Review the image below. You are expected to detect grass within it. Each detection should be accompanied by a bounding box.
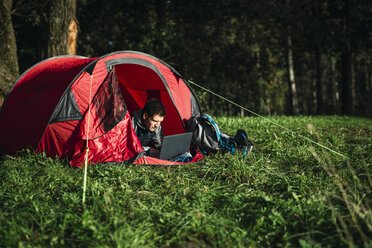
[0,116,371,247]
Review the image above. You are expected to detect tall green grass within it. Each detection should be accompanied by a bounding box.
[0,116,371,247]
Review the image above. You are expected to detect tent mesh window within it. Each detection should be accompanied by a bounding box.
[93,67,127,133]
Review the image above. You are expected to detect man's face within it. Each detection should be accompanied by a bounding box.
[143,113,164,131]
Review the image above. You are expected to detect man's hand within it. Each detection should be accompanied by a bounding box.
[149,148,160,158]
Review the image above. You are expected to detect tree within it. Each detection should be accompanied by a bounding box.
[286,25,299,115]
[311,0,324,114]
[12,0,78,71]
[10,0,371,116]
[340,0,353,115]
[282,0,299,115]
[47,0,78,57]
[0,0,19,103]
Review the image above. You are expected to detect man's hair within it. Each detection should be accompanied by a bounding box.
[142,98,166,117]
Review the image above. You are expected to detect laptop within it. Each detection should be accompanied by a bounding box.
[159,132,193,160]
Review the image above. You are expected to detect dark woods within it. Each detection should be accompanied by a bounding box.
[2,0,372,116]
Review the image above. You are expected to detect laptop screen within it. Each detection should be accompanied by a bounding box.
[159,132,193,160]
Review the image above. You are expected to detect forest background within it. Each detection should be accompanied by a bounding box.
[0,0,371,117]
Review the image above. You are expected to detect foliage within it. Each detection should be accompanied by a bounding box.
[5,0,370,116]
[0,116,371,247]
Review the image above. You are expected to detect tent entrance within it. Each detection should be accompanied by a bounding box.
[114,63,185,136]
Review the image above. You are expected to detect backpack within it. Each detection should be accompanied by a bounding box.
[187,114,254,156]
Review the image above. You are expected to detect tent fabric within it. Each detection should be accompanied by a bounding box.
[80,67,127,140]
[0,56,96,155]
[69,110,144,167]
[0,51,202,166]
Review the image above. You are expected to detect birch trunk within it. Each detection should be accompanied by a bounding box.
[286,27,299,115]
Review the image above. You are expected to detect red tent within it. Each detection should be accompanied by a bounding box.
[0,51,202,166]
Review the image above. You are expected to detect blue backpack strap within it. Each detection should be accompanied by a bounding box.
[202,114,222,143]
[202,114,236,154]
[237,131,248,156]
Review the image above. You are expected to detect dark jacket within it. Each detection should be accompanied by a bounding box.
[131,109,163,149]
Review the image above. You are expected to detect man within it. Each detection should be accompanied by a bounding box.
[131,98,166,157]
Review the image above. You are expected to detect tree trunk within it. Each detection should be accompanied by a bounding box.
[154,0,166,55]
[315,46,323,114]
[0,0,19,101]
[364,56,372,116]
[47,0,78,57]
[351,54,357,114]
[340,0,353,115]
[286,26,299,115]
[328,56,340,114]
[312,0,323,114]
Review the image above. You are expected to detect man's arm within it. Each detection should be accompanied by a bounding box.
[153,124,164,149]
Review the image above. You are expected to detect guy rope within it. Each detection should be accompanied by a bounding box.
[188,80,348,159]
[82,75,94,205]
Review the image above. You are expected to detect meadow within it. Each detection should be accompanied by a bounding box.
[0,116,371,247]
